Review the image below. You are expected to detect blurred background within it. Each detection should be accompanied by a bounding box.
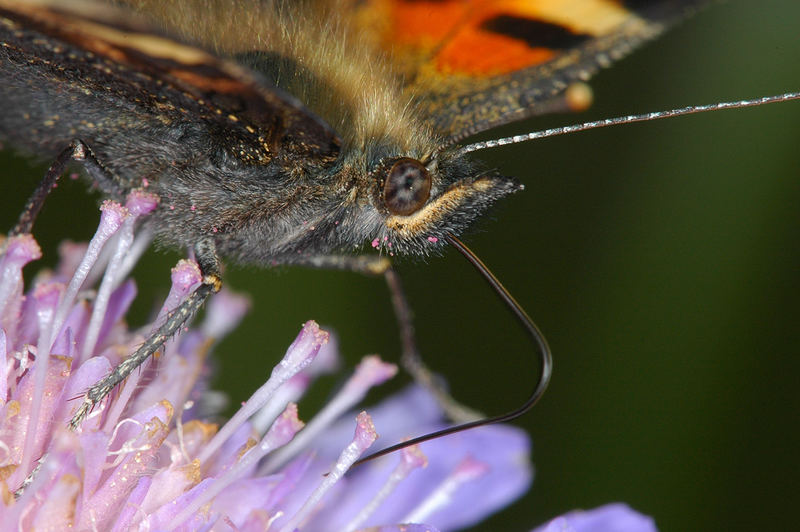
[1,1,798,530]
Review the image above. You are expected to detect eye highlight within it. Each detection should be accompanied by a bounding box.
[382,158,432,216]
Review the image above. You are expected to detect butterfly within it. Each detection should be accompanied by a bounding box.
[0,2,796,528]
[0,0,702,425]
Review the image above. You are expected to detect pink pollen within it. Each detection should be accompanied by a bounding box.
[427,236,439,243]
[401,444,428,470]
[125,190,159,217]
[350,355,398,389]
[99,200,128,231]
[268,403,305,448]
[371,238,380,248]
[354,411,378,448]
[3,234,42,264]
[285,321,329,369]
[170,260,202,292]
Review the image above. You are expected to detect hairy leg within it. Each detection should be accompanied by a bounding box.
[12,140,124,236]
[69,239,222,429]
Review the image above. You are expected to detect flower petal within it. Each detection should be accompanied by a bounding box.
[533,503,658,532]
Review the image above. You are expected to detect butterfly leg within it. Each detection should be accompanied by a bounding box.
[12,140,124,236]
[68,239,222,430]
[295,255,482,423]
[11,141,222,430]
[383,267,483,423]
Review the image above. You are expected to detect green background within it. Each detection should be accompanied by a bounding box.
[1,1,798,530]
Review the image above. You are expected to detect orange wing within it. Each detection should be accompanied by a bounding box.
[351,0,705,139]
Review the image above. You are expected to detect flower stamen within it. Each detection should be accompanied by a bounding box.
[262,355,397,473]
[168,403,304,529]
[278,411,378,532]
[48,200,127,350]
[81,191,158,363]
[344,444,428,532]
[196,321,328,464]
[0,234,41,332]
[402,455,489,525]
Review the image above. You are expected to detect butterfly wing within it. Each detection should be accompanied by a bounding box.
[0,0,340,164]
[349,0,705,140]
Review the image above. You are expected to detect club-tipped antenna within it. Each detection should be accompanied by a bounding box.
[459,92,800,155]
[352,234,552,466]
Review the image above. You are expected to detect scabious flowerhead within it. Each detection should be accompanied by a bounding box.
[0,192,657,531]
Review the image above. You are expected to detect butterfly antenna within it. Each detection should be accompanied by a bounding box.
[352,234,552,466]
[459,91,800,154]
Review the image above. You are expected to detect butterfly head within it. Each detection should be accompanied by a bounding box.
[359,148,522,256]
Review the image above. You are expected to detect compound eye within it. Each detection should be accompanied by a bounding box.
[383,158,432,216]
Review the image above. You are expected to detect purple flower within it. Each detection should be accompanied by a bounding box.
[533,504,658,532]
[0,193,657,531]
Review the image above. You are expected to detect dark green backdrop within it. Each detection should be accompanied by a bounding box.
[1,1,798,530]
